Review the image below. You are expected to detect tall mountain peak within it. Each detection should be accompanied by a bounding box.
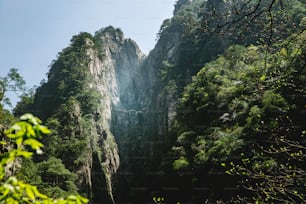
[95,26,124,43]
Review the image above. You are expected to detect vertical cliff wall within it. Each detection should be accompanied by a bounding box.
[29,1,221,202]
[21,0,306,203]
[109,13,189,202]
[82,26,147,203]
[27,2,222,202]
[30,27,147,203]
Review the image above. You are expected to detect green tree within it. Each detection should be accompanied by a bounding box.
[37,157,78,198]
[225,30,306,203]
[0,68,27,108]
[0,113,88,204]
[166,31,306,202]
[14,87,36,117]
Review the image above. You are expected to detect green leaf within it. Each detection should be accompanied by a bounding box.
[38,125,51,134]
[26,124,36,137]
[280,48,288,56]
[0,141,7,145]
[173,157,189,170]
[20,113,41,125]
[24,138,43,150]
[16,138,23,146]
[259,75,266,81]
[26,186,35,201]
[16,150,33,158]
[32,186,48,199]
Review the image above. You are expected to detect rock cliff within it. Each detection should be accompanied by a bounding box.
[30,1,214,203]
[83,26,147,203]
[30,27,147,203]
[15,0,306,203]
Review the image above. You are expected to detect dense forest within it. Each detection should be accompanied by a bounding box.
[1,0,305,203]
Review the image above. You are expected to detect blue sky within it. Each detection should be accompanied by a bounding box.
[0,0,175,108]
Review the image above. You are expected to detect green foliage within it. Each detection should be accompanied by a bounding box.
[0,68,27,107]
[0,114,88,203]
[173,157,189,170]
[205,127,244,163]
[0,68,26,93]
[201,0,306,45]
[17,159,42,190]
[262,90,289,112]
[2,1,304,203]
[33,32,102,120]
[177,131,196,146]
[77,88,101,114]
[226,32,306,203]
[13,87,36,117]
[7,33,106,203]
[156,0,306,104]
[37,157,78,198]
[159,60,174,83]
[167,30,306,202]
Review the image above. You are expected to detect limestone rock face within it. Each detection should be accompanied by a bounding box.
[108,22,185,201]
[31,26,147,203]
[33,22,184,203]
[84,26,146,203]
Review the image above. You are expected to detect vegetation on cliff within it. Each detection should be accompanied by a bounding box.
[149,1,306,203]
[0,111,88,203]
[0,0,305,203]
[4,32,105,200]
[163,31,306,202]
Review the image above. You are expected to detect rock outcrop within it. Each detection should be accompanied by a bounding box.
[31,2,208,203]
[31,27,147,203]
[84,26,147,203]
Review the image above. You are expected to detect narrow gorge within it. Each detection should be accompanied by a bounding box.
[9,0,306,203]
